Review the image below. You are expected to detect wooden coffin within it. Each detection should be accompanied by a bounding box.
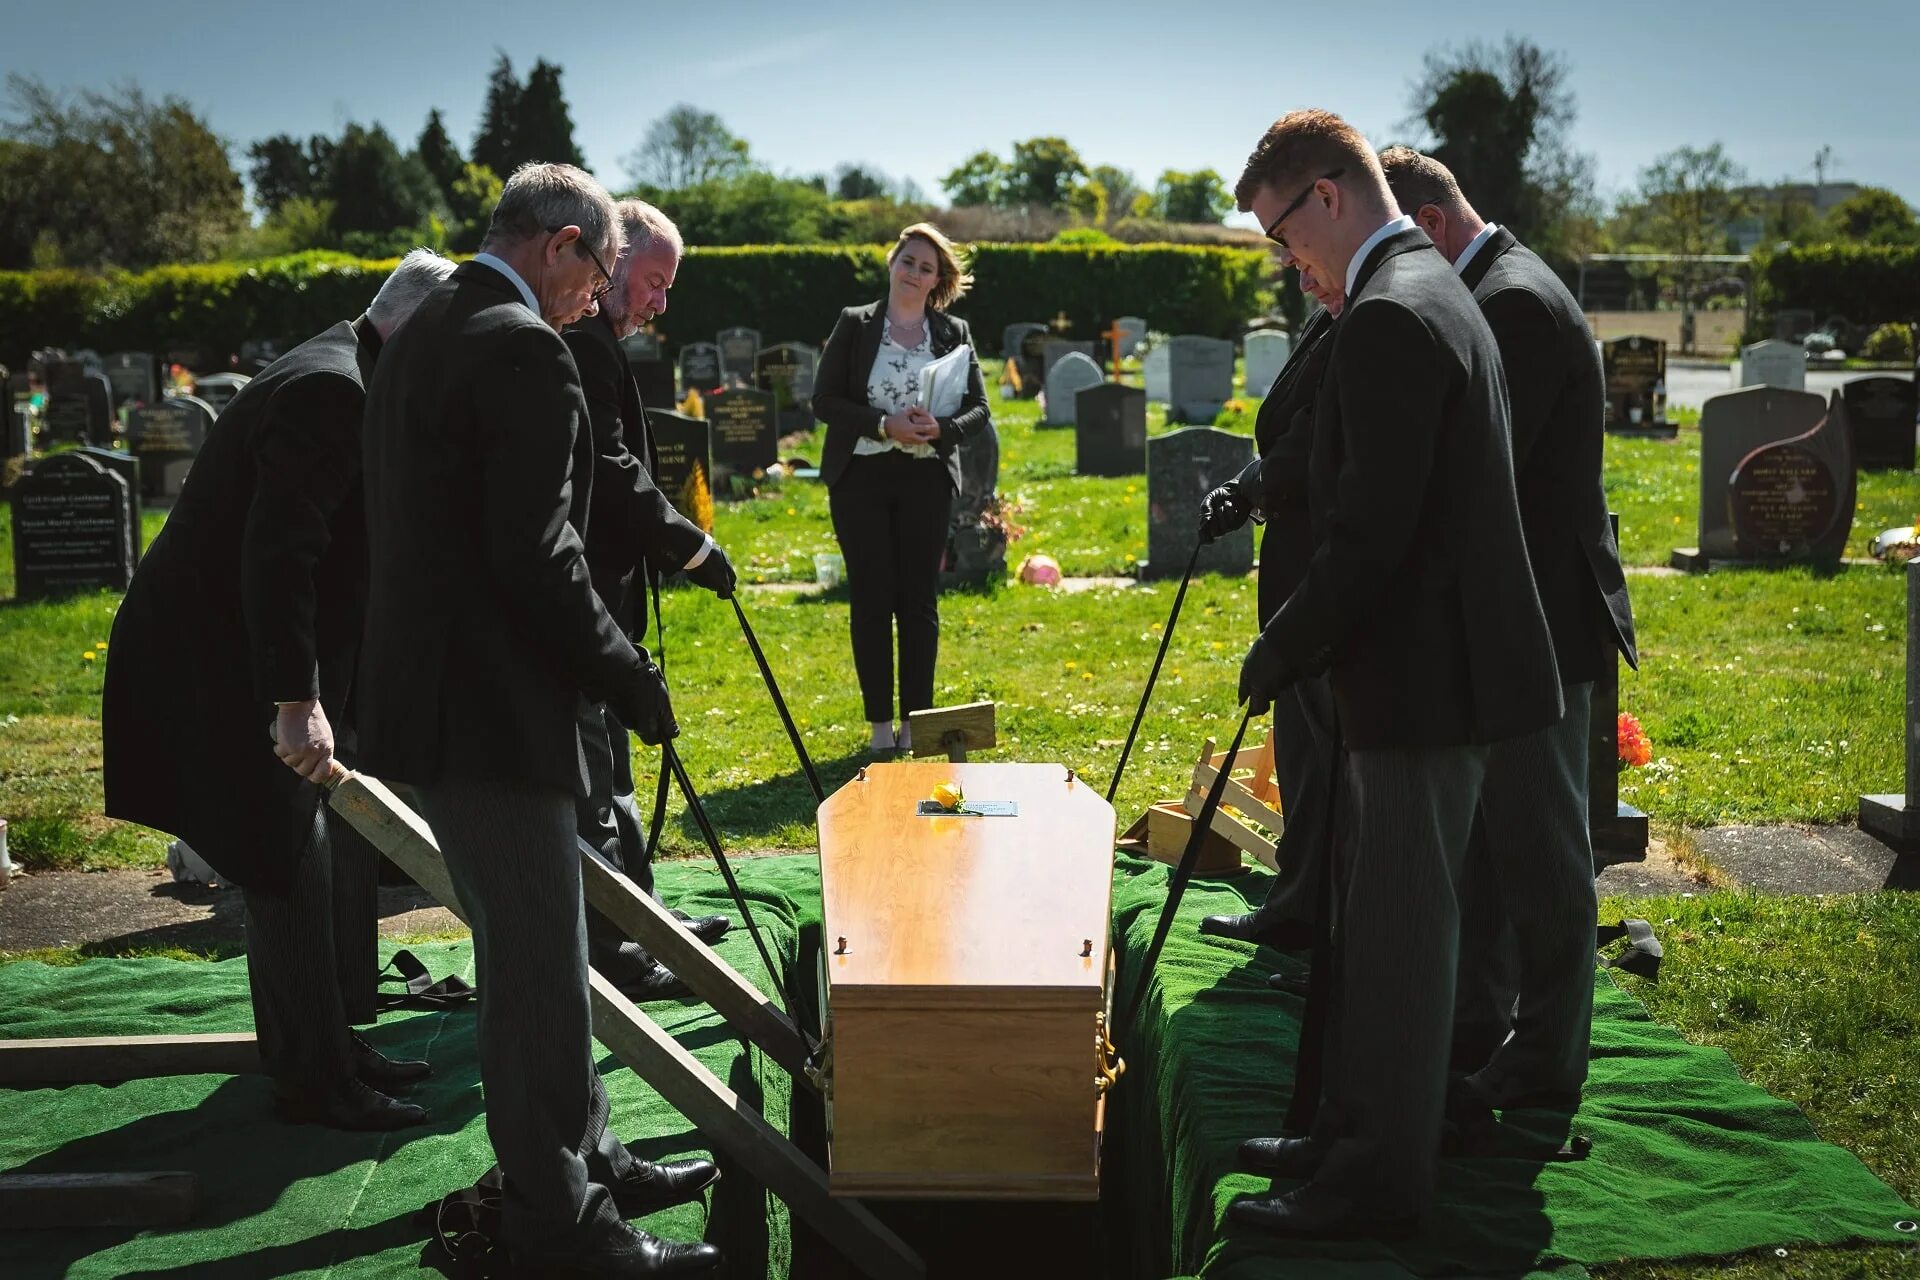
[817,762,1118,1200]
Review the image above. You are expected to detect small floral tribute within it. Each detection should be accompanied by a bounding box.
[1617,713,1652,770]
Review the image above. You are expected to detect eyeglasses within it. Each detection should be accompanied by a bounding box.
[548,226,615,303]
[1264,167,1345,250]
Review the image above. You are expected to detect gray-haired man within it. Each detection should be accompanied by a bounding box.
[356,165,722,1277]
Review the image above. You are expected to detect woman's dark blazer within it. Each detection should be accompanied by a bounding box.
[811,300,989,490]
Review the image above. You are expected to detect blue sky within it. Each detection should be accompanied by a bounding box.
[5,0,1915,224]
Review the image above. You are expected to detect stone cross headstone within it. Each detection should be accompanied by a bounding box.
[1739,339,1807,392]
[1002,322,1047,398]
[1145,427,1255,579]
[1041,339,1095,385]
[645,409,714,533]
[129,397,213,500]
[1076,384,1147,476]
[103,352,158,410]
[1603,335,1672,434]
[1840,375,1918,472]
[1143,345,1170,404]
[717,327,760,389]
[194,373,250,418]
[755,342,819,435]
[1674,385,1851,569]
[10,451,135,600]
[706,386,778,487]
[1243,331,1292,396]
[679,343,722,396]
[1166,335,1234,424]
[1041,352,1103,428]
[621,331,676,410]
[1112,317,1147,360]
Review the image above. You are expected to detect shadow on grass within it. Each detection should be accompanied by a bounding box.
[669,751,869,847]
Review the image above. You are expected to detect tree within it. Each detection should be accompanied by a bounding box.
[644,170,839,245]
[516,60,587,170]
[322,121,440,236]
[1153,168,1232,223]
[471,52,522,179]
[1003,137,1086,210]
[833,163,890,202]
[446,162,503,252]
[1090,165,1143,225]
[624,104,748,191]
[941,150,1005,207]
[248,133,319,215]
[1637,143,1748,352]
[1822,187,1919,246]
[416,108,464,200]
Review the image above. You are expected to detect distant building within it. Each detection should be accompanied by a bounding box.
[1727,181,1870,253]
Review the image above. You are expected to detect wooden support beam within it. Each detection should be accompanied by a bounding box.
[0,1172,196,1229]
[326,772,924,1280]
[0,1033,259,1086]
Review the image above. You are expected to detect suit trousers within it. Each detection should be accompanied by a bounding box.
[1312,743,1487,1210]
[241,787,378,1089]
[1453,682,1598,1099]
[576,700,658,964]
[828,450,953,724]
[413,775,634,1244]
[1251,673,1335,930]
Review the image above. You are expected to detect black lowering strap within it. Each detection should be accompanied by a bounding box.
[1107,535,1204,804]
[731,594,825,804]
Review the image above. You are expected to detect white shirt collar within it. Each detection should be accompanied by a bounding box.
[1344,214,1418,298]
[1454,222,1502,276]
[472,252,541,320]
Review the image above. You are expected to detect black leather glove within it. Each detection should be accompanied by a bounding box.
[1238,634,1294,716]
[630,661,680,745]
[684,542,736,599]
[1199,482,1252,544]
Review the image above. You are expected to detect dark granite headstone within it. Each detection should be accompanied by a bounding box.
[716,327,760,388]
[1674,385,1852,570]
[942,421,1006,590]
[1002,322,1047,360]
[1076,384,1147,476]
[1728,441,1840,559]
[1166,335,1234,425]
[129,397,213,499]
[239,339,284,375]
[621,331,664,362]
[41,394,94,447]
[1011,329,1049,399]
[76,446,142,565]
[1603,335,1672,435]
[11,452,135,600]
[679,343,721,395]
[1145,426,1254,579]
[620,332,675,410]
[103,352,159,409]
[1840,375,1917,471]
[1041,352,1103,428]
[755,342,819,435]
[706,386,778,488]
[193,373,249,418]
[645,409,714,533]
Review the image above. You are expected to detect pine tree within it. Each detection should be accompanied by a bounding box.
[516,59,588,171]
[471,53,521,179]
[417,108,464,200]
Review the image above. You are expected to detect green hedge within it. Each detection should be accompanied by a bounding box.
[1752,243,1920,332]
[0,243,1271,370]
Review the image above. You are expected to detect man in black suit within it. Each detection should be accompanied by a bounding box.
[356,164,720,1277]
[104,250,456,1131]
[1225,110,1563,1238]
[1380,146,1638,1108]
[563,198,735,1000]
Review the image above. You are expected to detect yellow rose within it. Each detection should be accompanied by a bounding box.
[930,782,965,811]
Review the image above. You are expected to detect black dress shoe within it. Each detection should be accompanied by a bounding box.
[1227,1183,1418,1240]
[1238,1134,1326,1179]
[1266,971,1310,996]
[1199,912,1314,949]
[674,912,731,945]
[595,944,694,1002]
[274,1076,429,1131]
[350,1030,431,1088]
[611,1157,721,1218]
[509,1220,722,1277]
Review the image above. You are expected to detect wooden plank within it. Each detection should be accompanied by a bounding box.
[906,701,996,760]
[576,844,820,1090]
[325,773,924,1280]
[0,1172,196,1229]
[0,1033,259,1085]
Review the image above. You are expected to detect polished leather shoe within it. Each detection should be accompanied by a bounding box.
[674,912,731,945]
[1267,971,1310,996]
[611,1157,721,1218]
[596,944,694,1002]
[1227,1183,1417,1240]
[350,1031,431,1088]
[508,1220,722,1277]
[274,1076,428,1131]
[1199,912,1314,950]
[1238,1134,1326,1179]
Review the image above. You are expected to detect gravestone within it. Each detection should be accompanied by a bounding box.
[1772,309,1816,343]
[1739,339,1807,392]
[706,386,778,488]
[129,397,213,500]
[77,446,142,565]
[942,421,1005,590]
[679,343,722,395]
[1589,511,1649,859]
[1860,558,1920,846]
[1003,322,1046,360]
[10,451,136,600]
[194,373,250,418]
[103,352,159,409]
[1041,352,1103,428]
[1840,375,1918,472]
[1041,339,1095,385]
[621,331,676,409]
[1672,385,1851,571]
[1144,427,1255,579]
[40,393,96,447]
[717,327,760,388]
[1076,384,1146,476]
[1603,335,1676,437]
[1244,330,1291,396]
[645,409,714,533]
[1143,345,1170,404]
[238,339,284,375]
[1166,335,1234,424]
[755,342,819,435]
[621,331,663,362]
[1002,322,1047,398]
[1112,316,1147,360]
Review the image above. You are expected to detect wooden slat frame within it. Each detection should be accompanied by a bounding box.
[0,1034,259,1086]
[0,1171,197,1229]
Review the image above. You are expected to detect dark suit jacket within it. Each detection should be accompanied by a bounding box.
[1263,227,1562,750]
[355,260,653,794]
[1460,227,1637,683]
[563,312,707,638]
[103,316,380,890]
[812,300,990,490]
[1245,308,1337,625]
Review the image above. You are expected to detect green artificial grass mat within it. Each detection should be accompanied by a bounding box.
[1105,854,1917,1279]
[0,854,824,1280]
